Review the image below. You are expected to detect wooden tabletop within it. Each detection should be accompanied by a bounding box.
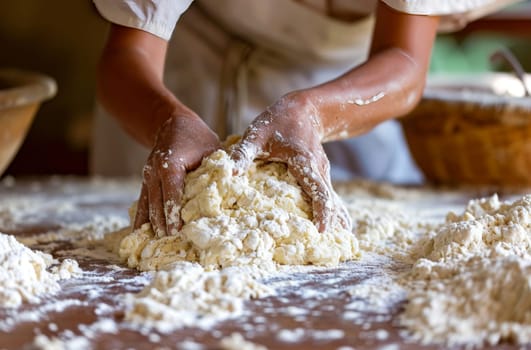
[0,177,525,350]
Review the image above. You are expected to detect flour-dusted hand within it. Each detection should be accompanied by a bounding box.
[230,94,351,233]
[134,114,221,237]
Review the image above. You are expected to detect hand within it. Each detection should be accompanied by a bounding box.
[133,114,221,237]
[230,94,352,233]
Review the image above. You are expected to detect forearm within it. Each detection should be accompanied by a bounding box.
[97,26,196,148]
[291,2,439,143]
[299,47,426,142]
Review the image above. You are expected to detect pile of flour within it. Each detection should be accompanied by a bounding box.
[400,194,531,346]
[124,262,273,332]
[0,232,81,307]
[335,183,531,346]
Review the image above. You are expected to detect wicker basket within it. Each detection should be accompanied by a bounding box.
[400,74,531,186]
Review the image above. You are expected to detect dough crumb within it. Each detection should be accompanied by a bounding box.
[219,332,267,350]
[124,262,273,332]
[33,334,90,350]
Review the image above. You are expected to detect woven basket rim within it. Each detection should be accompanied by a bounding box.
[422,88,531,111]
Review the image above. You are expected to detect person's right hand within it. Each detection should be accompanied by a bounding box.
[133,114,221,237]
[229,94,352,234]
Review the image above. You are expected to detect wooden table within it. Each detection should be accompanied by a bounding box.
[0,177,525,350]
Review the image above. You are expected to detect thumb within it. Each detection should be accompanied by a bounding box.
[229,138,261,175]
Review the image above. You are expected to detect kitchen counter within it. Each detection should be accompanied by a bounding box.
[0,177,527,350]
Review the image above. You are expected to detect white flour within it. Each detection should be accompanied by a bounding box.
[400,194,531,346]
[0,233,81,307]
[33,334,91,350]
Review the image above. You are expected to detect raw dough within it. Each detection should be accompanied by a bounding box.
[119,149,358,271]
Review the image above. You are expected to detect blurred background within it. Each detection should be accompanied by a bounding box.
[0,1,106,176]
[0,1,530,178]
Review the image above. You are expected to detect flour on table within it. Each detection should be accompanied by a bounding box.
[3,174,530,348]
[0,232,81,307]
[335,182,531,347]
[335,180,461,260]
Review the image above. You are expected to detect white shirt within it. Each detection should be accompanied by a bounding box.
[93,0,521,41]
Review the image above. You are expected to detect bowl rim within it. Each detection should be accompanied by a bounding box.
[0,68,57,110]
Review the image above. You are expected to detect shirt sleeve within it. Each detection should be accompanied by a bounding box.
[93,0,194,40]
[381,0,524,31]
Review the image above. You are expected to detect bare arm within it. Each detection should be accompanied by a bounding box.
[97,24,197,147]
[299,2,440,141]
[97,24,220,237]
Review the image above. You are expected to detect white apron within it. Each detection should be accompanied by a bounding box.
[90,0,424,183]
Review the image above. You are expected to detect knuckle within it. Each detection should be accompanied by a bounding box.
[142,165,154,181]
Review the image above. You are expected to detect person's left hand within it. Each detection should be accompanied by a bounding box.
[230,93,352,233]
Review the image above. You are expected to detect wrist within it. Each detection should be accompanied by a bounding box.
[151,105,198,146]
[280,91,325,140]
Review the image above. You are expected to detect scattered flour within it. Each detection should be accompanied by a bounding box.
[276,327,344,342]
[0,197,75,231]
[177,339,205,350]
[276,327,306,342]
[17,214,129,247]
[345,272,406,315]
[0,233,81,307]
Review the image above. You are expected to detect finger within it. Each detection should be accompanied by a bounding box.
[332,192,353,231]
[314,159,352,232]
[316,154,352,232]
[144,166,166,238]
[286,155,332,233]
[160,161,186,235]
[133,182,149,230]
[229,137,261,175]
